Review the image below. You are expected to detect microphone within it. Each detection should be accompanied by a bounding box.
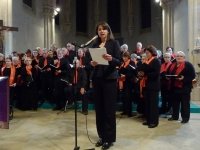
[81,35,98,47]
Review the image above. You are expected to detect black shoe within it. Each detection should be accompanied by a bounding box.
[148,124,158,128]
[120,112,127,115]
[66,102,74,109]
[52,107,61,111]
[95,139,103,147]
[128,114,133,117]
[168,117,178,121]
[142,122,149,125]
[101,142,113,150]
[181,120,188,123]
[82,110,88,115]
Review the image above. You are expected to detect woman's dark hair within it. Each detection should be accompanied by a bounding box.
[20,53,25,58]
[5,57,12,61]
[166,46,173,51]
[26,49,31,54]
[94,22,114,45]
[144,45,157,56]
[122,51,131,59]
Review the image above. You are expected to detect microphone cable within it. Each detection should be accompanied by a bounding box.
[85,112,123,145]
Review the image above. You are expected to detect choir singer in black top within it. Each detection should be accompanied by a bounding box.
[167,51,195,123]
[138,45,161,128]
[90,22,121,150]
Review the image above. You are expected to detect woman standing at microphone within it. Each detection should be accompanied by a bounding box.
[91,22,120,150]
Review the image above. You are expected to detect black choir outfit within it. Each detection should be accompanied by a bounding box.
[67,50,76,63]
[160,61,172,114]
[21,66,38,110]
[143,57,161,127]
[1,66,17,106]
[136,58,148,116]
[53,58,69,109]
[91,39,120,144]
[64,67,88,113]
[64,54,72,65]
[118,59,136,117]
[0,60,5,70]
[38,57,54,103]
[133,49,143,57]
[78,55,91,90]
[14,64,22,109]
[167,61,195,122]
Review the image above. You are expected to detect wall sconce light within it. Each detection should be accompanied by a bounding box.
[155,0,160,2]
[54,7,60,16]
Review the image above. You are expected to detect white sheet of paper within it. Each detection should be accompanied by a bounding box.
[89,47,108,65]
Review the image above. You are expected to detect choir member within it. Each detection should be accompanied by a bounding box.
[12,56,22,109]
[62,47,72,64]
[21,57,38,110]
[36,47,43,58]
[0,53,5,71]
[118,51,136,117]
[20,53,26,68]
[136,54,147,117]
[167,51,195,123]
[133,42,143,57]
[120,44,128,59]
[26,49,32,58]
[53,48,69,110]
[160,53,172,114]
[64,59,88,114]
[48,50,54,59]
[1,57,17,106]
[131,53,138,66]
[138,45,161,128]
[38,48,54,104]
[77,48,91,90]
[50,44,57,60]
[66,43,76,61]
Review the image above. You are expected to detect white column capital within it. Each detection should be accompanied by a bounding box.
[43,6,55,17]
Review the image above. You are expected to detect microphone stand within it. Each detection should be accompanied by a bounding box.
[71,42,95,150]
[71,41,80,150]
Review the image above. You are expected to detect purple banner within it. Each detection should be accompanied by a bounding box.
[0,77,9,129]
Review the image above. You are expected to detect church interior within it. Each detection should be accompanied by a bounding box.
[0,0,200,150]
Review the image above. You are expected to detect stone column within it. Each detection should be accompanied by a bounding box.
[43,0,56,49]
[160,0,174,51]
[65,0,71,34]
[94,0,100,26]
[127,0,134,37]
[188,0,200,101]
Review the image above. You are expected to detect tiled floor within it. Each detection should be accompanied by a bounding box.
[0,104,200,150]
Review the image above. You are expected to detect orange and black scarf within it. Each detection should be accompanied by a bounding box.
[55,60,60,75]
[26,65,32,75]
[160,61,172,73]
[73,69,78,84]
[136,49,142,54]
[140,56,156,97]
[169,61,185,88]
[1,65,16,85]
[79,57,83,66]
[118,59,131,89]
[44,58,47,66]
